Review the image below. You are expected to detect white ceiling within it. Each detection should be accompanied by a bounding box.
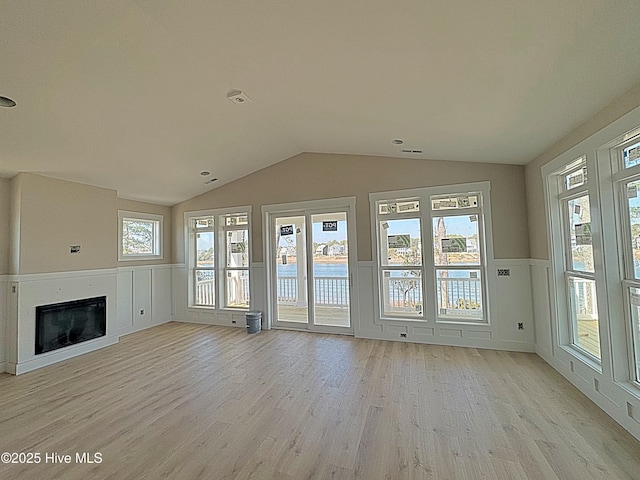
[1,1,639,206]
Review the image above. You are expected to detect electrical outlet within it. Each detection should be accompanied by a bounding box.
[518,322,524,330]
[232,320,237,324]
[400,333,407,338]
[140,309,145,315]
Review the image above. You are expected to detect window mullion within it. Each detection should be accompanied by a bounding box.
[422,199,436,321]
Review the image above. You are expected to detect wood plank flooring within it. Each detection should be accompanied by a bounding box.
[1,322,639,480]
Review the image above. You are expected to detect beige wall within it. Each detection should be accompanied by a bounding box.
[0,178,10,274]
[172,153,529,263]
[526,82,640,260]
[8,175,21,274]
[12,173,118,274]
[116,198,172,267]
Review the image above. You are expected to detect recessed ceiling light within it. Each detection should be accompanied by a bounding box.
[0,96,16,108]
[392,139,404,145]
[200,171,211,176]
[227,90,251,105]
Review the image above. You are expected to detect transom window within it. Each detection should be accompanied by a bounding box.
[186,207,251,310]
[370,183,492,324]
[118,211,163,261]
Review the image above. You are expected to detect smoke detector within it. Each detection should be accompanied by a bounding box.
[227,90,251,105]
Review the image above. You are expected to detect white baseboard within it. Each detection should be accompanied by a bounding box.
[12,335,119,376]
[356,329,535,353]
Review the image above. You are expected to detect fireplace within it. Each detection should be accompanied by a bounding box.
[35,296,107,355]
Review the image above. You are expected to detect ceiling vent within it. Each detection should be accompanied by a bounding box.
[204,177,218,185]
[401,149,423,154]
[227,90,251,105]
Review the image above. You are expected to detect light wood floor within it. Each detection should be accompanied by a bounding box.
[1,323,639,480]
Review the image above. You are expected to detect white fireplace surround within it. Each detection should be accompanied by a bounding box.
[5,269,118,375]
[1,264,174,375]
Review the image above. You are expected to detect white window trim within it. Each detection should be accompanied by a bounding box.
[606,134,640,388]
[118,210,163,261]
[184,206,252,311]
[547,156,603,365]
[369,181,494,326]
[542,105,640,388]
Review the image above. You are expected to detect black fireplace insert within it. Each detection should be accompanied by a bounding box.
[35,296,106,355]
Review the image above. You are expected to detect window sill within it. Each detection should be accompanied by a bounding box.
[188,306,250,312]
[616,380,640,402]
[119,255,163,262]
[378,316,427,324]
[558,344,603,373]
[436,317,488,326]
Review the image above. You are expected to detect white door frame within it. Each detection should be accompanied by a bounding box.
[262,197,358,334]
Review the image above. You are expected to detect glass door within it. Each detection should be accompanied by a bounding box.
[310,212,350,328]
[274,215,308,324]
[267,201,355,334]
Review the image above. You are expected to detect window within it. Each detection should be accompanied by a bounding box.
[542,111,640,430]
[186,208,251,310]
[371,183,492,324]
[613,137,640,383]
[192,215,215,307]
[118,211,163,261]
[377,198,424,317]
[549,156,602,361]
[223,213,250,308]
[431,193,486,321]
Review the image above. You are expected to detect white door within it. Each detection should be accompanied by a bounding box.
[265,198,356,334]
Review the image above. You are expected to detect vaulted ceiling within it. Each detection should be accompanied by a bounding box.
[1,1,639,205]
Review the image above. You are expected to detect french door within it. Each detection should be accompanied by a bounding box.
[264,198,356,334]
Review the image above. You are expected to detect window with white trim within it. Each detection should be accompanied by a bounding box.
[431,193,486,321]
[186,208,251,309]
[371,183,492,324]
[377,198,424,318]
[612,136,640,383]
[118,211,163,261]
[548,156,602,362]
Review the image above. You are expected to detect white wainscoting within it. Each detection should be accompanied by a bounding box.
[531,259,553,361]
[116,265,173,337]
[2,265,174,375]
[355,259,535,352]
[0,276,8,373]
[250,263,267,329]
[5,269,118,375]
[530,258,640,441]
[173,258,534,350]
